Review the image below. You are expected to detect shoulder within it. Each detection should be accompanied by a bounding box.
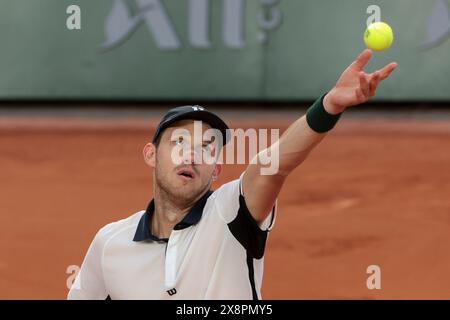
[93,211,144,247]
[209,173,276,259]
[211,178,240,202]
[211,172,245,203]
[208,174,243,223]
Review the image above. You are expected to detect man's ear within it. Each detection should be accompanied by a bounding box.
[211,163,222,181]
[143,143,156,168]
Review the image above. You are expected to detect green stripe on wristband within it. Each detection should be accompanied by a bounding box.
[306,93,343,133]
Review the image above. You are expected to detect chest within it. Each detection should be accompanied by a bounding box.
[103,216,228,299]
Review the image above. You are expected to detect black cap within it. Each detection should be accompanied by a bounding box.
[152,105,230,146]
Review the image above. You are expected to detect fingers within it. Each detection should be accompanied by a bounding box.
[355,88,366,103]
[377,62,398,80]
[353,59,397,104]
[359,70,380,100]
[368,71,380,97]
[352,49,373,71]
[359,72,370,97]
[367,62,397,96]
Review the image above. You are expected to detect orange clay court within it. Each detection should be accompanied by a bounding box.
[0,110,449,299]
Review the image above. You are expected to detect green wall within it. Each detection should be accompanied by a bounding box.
[0,0,449,101]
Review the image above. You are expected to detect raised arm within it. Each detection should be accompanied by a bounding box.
[242,49,398,224]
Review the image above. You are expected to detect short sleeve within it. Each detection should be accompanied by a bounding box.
[212,172,277,259]
[67,228,109,300]
[213,172,276,229]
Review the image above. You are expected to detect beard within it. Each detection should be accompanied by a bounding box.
[154,163,211,207]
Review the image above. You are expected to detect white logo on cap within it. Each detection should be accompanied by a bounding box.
[192,106,204,111]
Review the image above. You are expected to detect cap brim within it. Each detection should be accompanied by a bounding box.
[153,110,230,146]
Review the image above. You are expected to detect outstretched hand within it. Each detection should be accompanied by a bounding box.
[323,49,398,114]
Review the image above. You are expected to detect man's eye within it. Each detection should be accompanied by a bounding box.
[175,137,184,145]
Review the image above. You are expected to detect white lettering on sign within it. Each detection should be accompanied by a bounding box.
[101,0,283,51]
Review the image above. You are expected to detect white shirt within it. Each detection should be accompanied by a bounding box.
[68,174,276,300]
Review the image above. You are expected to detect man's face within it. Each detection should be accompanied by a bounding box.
[146,120,222,204]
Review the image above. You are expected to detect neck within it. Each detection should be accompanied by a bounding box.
[151,183,207,239]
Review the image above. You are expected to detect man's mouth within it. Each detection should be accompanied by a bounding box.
[176,168,195,180]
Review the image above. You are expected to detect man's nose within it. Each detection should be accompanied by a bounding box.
[182,145,202,164]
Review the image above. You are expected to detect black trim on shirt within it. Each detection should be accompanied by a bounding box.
[227,193,271,259]
[133,190,213,242]
[246,253,259,300]
[228,191,275,300]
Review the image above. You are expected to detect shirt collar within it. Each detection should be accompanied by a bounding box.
[133,190,213,242]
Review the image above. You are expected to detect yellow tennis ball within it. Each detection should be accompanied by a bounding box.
[364,22,394,51]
